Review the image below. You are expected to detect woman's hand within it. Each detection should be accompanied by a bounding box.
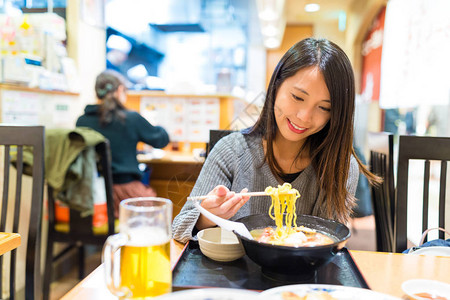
[195,185,250,230]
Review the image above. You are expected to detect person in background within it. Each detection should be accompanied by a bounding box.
[172,37,381,243]
[76,70,169,217]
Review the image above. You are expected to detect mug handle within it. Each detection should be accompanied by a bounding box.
[102,233,129,297]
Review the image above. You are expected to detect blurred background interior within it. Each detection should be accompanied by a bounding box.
[1,0,450,299]
[2,0,448,143]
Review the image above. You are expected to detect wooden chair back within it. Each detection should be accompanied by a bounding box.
[395,135,450,253]
[206,130,235,157]
[0,125,45,300]
[367,131,395,252]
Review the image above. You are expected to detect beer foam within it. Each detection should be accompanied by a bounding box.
[125,227,170,246]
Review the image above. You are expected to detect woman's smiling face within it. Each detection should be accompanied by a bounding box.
[274,66,331,145]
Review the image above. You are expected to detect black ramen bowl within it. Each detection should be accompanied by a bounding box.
[234,214,351,281]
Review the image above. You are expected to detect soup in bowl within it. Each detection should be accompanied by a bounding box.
[251,225,335,247]
[234,214,351,281]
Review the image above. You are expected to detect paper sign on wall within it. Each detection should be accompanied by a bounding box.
[1,90,76,128]
[140,97,220,142]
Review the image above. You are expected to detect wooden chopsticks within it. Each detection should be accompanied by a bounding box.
[187,190,296,201]
[187,191,267,201]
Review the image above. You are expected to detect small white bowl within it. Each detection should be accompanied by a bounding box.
[197,227,245,262]
[402,279,450,300]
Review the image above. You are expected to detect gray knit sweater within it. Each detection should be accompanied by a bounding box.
[172,132,359,243]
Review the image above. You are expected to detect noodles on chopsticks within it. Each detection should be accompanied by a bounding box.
[252,183,333,247]
[265,183,301,243]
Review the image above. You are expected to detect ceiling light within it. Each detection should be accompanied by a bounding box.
[261,24,279,37]
[264,37,280,49]
[107,35,132,54]
[304,3,320,13]
[127,64,148,82]
[259,8,278,21]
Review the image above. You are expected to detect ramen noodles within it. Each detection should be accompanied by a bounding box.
[253,183,334,247]
[264,183,300,242]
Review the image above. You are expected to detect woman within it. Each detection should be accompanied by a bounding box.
[172,38,379,243]
[76,70,169,216]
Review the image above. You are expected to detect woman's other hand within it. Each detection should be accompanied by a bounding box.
[195,185,249,230]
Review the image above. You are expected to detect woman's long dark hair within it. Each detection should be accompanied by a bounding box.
[250,37,380,222]
[95,70,127,126]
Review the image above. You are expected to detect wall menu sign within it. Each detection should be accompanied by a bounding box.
[1,89,75,128]
[140,96,220,143]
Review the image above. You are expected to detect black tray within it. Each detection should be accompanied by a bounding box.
[172,241,369,291]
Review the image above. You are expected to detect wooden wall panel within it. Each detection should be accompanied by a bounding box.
[265,25,313,87]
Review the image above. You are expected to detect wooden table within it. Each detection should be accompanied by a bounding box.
[0,232,21,256]
[62,240,450,299]
[350,250,450,297]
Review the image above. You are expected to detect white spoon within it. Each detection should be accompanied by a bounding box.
[193,201,254,240]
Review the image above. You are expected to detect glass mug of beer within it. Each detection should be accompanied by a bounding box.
[103,197,172,299]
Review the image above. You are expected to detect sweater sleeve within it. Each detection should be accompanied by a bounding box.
[132,112,170,148]
[171,134,238,243]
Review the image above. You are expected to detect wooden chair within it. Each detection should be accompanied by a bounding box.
[0,125,45,300]
[367,131,395,252]
[395,135,450,253]
[43,140,115,300]
[206,129,235,158]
